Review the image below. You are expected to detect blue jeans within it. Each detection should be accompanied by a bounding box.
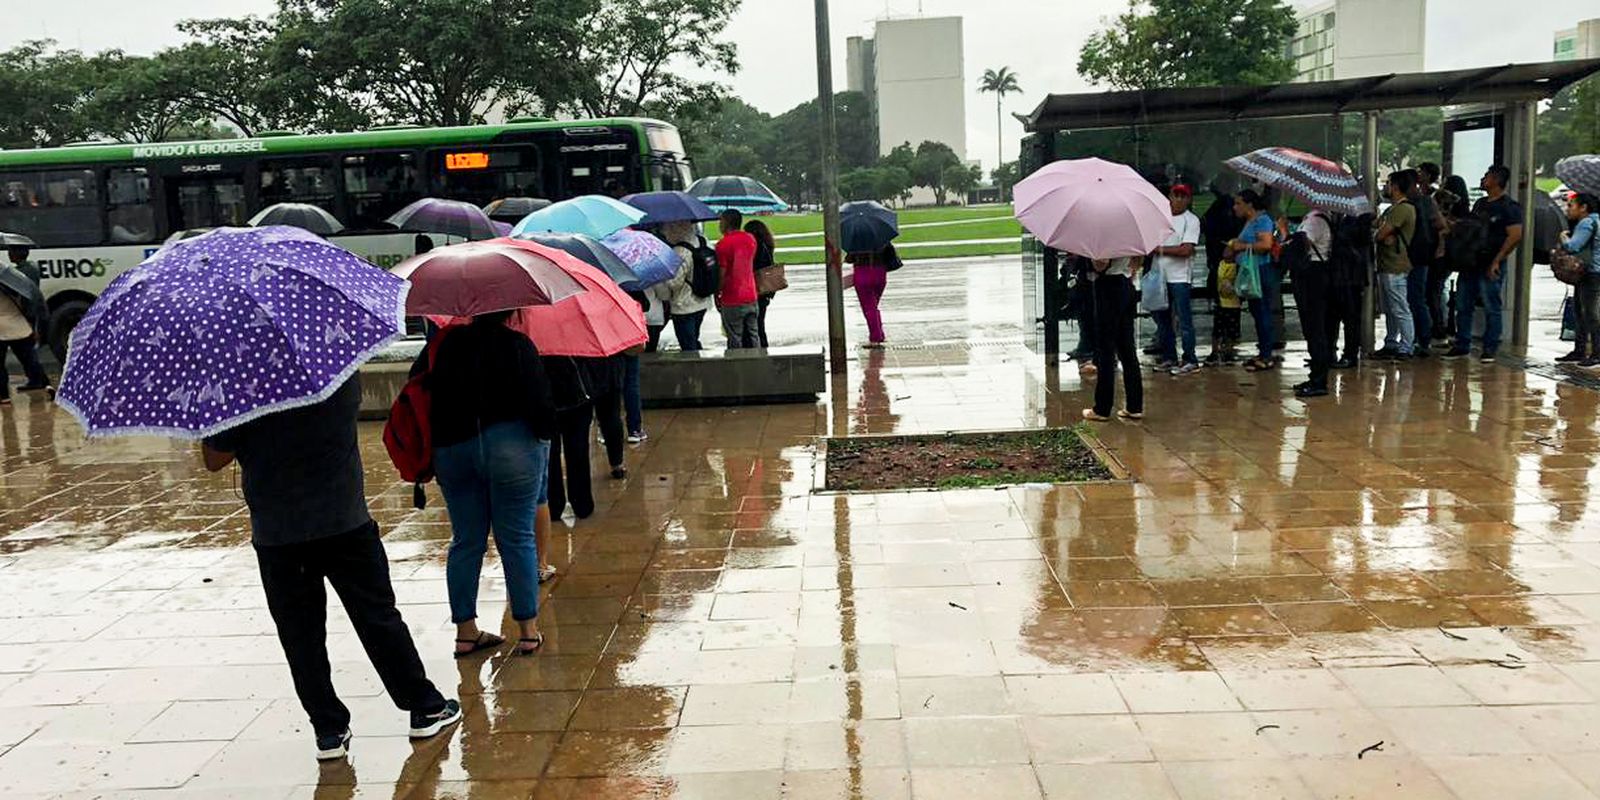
[434,421,550,624]
[1378,272,1414,354]
[623,354,642,435]
[1454,268,1505,353]
[1154,282,1197,364]
[1406,262,1431,345]
[671,310,705,351]
[1247,262,1282,358]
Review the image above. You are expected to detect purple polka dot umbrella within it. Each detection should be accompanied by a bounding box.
[56,226,410,439]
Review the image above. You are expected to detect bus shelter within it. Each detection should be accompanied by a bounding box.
[1020,59,1600,360]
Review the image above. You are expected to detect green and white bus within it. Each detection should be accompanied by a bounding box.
[0,117,693,357]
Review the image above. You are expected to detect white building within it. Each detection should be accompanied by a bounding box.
[1289,0,1426,82]
[1554,18,1600,61]
[846,15,967,204]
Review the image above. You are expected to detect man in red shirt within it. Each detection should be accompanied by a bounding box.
[714,209,761,349]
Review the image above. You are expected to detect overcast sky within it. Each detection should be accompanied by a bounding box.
[6,0,1597,171]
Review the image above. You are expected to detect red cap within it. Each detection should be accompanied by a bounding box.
[1170,184,1192,197]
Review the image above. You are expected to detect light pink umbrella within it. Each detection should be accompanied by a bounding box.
[1013,158,1174,259]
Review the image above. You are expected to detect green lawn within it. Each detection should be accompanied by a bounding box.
[1539,177,1563,192]
[720,203,1022,262]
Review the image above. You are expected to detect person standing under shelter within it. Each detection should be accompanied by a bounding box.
[1408,163,1447,353]
[1082,256,1144,422]
[1287,206,1335,397]
[1228,190,1280,372]
[714,210,759,349]
[1560,193,1600,367]
[1447,165,1523,363]
[1152,185,1201,375]
[1373,171,1418,360]
[201,377,461,761]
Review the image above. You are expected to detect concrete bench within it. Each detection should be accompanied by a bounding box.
[639,345,825,408]
[357,344,825,418]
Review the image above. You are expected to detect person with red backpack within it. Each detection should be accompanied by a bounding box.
[421,310,558,657]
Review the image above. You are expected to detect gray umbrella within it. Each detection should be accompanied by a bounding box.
[0,266,46,326]
[0,232,37,248]
[249,203,345,235]
[1556,155,1600,196]
[483,197,553,224]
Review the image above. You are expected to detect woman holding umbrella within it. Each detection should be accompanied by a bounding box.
[841,201,901,347]
[1014,158,1174,421]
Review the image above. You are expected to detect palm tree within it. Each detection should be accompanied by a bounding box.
[978,67,1022,183]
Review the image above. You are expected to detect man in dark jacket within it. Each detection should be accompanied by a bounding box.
[0,261,51,402]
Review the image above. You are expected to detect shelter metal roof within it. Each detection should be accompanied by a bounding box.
[1025,59,1600,132]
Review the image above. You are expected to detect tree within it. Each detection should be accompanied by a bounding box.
[991,160,1020,201]
[570,0,741,119]
[1539,76,1600,174]
[839,168,880,202]
[269,0,591,127]
[910,141,963,205]
[978,67,1022,173]
[79,52,204,143]
[1375,108,1442,174]
[0,40,96,148]
[763,91,877,205]
[663,96,774,183]
[943,163,982,204]
[1078,0,1298,90]
[169,16,347,135]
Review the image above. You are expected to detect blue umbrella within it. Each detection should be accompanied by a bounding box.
[688,176,789,214]
[839,201,899,254]
[511,195,645,240]
[601,229,680,289]
[623,191,719,226]
[517,232,640,291]
[56,226,408,439]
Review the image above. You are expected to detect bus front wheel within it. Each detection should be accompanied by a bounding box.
[47,300,91,364]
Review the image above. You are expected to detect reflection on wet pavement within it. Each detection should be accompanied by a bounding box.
[5,259,1600,798]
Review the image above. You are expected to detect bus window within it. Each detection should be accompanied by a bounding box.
[0,169,103,247]
[170,176,248,231]
[644,124,693,191]
[431,146,541,208]
[259,157,338,212]
[106,167,156,244]
[343,152,420,230]
[558,130,636,197]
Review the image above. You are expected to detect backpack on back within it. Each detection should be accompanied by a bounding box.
[1444,215,1489,274]
[1405,197,1439,268]
[383,335,445,509]
[687,236,720,298]
[1329,212,1374,287]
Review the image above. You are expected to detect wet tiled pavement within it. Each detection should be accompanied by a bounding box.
[5,258,1600,798]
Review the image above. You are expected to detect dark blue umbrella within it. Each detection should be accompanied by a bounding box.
[517,232,640,291]
[623,191,719,226]
[688,175,789,214]
[839,201,899,254]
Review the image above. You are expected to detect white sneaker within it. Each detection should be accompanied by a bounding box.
[627,431,647,444]
[1173,362,1202,376]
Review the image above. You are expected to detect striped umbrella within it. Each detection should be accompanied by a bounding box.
[1223,147,1373,216]
[1556,155,1600,196]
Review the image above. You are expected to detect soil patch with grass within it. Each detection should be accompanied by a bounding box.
[824,427,1115,492]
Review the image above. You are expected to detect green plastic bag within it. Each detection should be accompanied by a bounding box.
[1235,249,1263,301]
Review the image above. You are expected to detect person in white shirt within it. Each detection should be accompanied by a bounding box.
[1290,208,1335,398]
[1151,185,1202,374]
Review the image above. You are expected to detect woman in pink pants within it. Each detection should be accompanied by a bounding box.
[848,243,899,346]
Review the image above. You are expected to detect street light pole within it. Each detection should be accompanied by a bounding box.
[814,0,848,375]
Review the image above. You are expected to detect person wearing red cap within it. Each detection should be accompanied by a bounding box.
[1152,185,1202,374]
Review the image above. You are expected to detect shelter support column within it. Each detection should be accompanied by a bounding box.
[1510,100,1537,350]
[1039,133,1062,360]
[1361,111,1380,354]
[814,0,847,376]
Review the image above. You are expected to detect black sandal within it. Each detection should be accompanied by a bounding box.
[515,633,545,656]
[453,631,505,658]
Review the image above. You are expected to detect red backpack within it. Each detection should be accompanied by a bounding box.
[383,335,445,509]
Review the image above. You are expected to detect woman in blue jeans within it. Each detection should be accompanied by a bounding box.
[1228,189,1281,372]
[425,310,558,657]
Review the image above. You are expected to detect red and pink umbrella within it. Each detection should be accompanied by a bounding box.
[428,238,646,358]
[392,240,586,317]
[1014,158,1173,259]
[1224,147,1373,216]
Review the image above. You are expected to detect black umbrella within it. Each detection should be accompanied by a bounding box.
[0,266,46,325]
[839,201,899,254]
[249,202,344,235]
[483,196,553,224]
[517,232,640,290]
[0,232,37,248]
